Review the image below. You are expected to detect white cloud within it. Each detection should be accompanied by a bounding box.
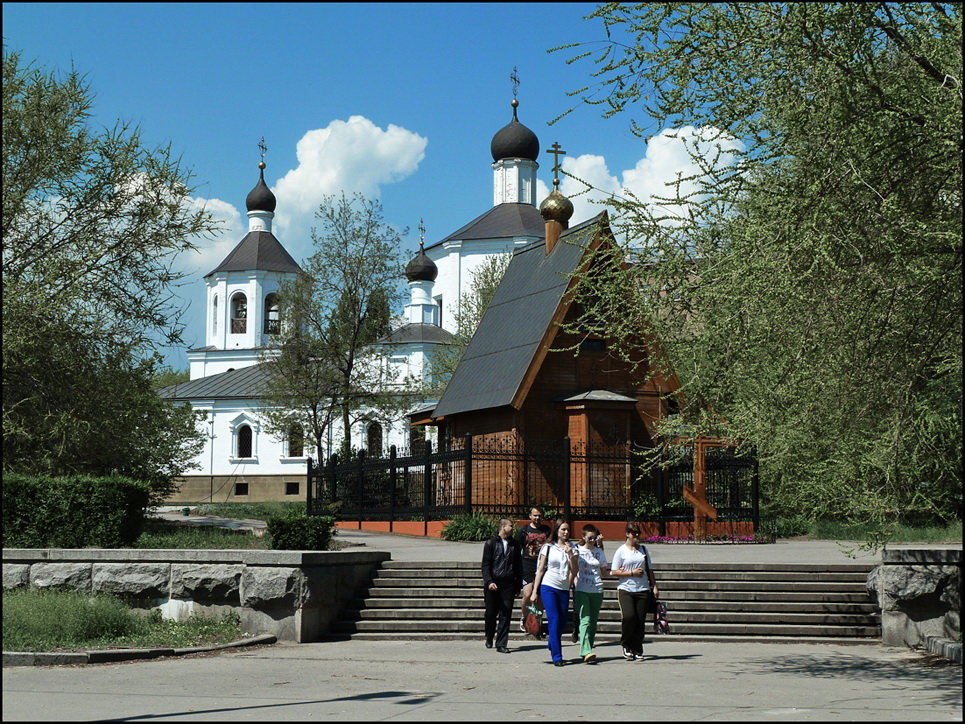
[272,116,427,241]
[174,195,245,277]
[537,126,744,237]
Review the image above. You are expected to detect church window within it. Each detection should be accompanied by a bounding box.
[212,295,218,335]
[234,482,249,496]
[285,482,300,496]
[434,295,443,328]
[287,424,304,457]
[237,424,253,458]
[231,293,247,334]
[366,422,383,457]
[579,338,607,353]
[264,293,280,335]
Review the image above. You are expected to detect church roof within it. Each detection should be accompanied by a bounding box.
[426,203,544,250]
[205,231,302,278]
[378,323,456,345]
[158,364,269,400]
[431,213,606,419]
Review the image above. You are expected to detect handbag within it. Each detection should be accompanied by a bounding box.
[654,600,671,634]
[523,605,543,636]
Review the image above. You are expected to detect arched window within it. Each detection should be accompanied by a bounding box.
[367,422,383,457]
[231,293,247,334]
[264,293,280,335]
[237,424,253,458]
[212,295,218,335]
[287,424,304,458]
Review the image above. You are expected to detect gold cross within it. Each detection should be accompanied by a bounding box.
[547,142,567,188]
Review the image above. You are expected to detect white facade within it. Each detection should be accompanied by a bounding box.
[168,126,549,499]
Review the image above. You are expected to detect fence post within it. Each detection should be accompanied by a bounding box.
[751,455,760,534]
[657,461,666,537]
[389,445,397,530]
[463,434,473,515]
[423,440,433,536]
[328,453,339,506]
[306,457,314,516]
[562,436,572,522]
[356,450,365,530]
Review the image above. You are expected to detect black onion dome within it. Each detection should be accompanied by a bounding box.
[490,100,540,162]
[405,245,438,282]
[245,166,276,212]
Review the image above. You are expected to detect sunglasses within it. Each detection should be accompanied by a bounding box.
[627,531,640,537]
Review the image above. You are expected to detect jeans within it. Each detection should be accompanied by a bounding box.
[539,584,570,662]
[574,589,604,657]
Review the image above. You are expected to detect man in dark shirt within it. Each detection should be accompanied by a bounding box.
[514,506,551,636]
[481,518,523,653]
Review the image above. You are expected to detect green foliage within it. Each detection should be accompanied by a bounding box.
[3,589,241,651]
[758,516,811,541]
[193,501,306,520]
[266,513,337,550]
[2,49,212,495]
[441,513,499,541]
[133,518,270,550]
[557,4,962,542]
[151,366,190,391]
[3,473,150,548]
[259,193,411,460]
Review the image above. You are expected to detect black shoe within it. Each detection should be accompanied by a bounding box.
[496,646,510,654]
[553,660,565,667]
[570,631,579,643]
[485,640,493,649]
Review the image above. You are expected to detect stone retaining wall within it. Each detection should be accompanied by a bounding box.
[867,547,961,648]
[2,548,390,643]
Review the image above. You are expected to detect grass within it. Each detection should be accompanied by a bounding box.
[134,518,272,549]
[191,501,306,520]
[2,589,243,652]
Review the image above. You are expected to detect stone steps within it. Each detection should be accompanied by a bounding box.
[329,561,881,642]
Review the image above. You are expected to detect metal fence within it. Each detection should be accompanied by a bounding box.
[308,435,759,526]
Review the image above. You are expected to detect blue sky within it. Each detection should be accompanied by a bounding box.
[4,3,729,370]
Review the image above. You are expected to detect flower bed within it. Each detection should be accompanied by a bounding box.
[642,534,773,544]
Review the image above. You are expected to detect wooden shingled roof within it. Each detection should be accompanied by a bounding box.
[430,212,608,419]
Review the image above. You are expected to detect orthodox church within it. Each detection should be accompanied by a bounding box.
[160,98,555,503]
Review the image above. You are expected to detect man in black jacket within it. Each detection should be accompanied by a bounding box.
[481,518,523,653]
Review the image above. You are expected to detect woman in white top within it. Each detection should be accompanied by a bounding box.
[610,522,659,661]
[529,519,578,666]
[574,523,609,664]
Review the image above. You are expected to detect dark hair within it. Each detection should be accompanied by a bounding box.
[582,523,600,536]
[625,523,641,536]
[529,506,542,516]
[549,519,571,543]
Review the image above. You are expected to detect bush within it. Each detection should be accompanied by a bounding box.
[757,516,811,540]
[3,472,150,548]
[441,513,498,541]
[266,513,336,550]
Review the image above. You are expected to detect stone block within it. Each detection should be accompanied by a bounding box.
[3,563,30,589]
[171,564,242,604]
[29,563,91,591]
[92,563,169,600]
[241,567,303,610]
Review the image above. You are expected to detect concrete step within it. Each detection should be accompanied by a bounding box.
[363,588,874,603]
[320,632,881,645]
[369,578,869,593]
[331,619,881,637]
[343,608,878,626]
[379,561,877,573]
[352,598,879,614]
[373,569,870,583]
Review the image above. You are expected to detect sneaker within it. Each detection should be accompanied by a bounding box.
[570,630,579,643]
[583,653,597,664]
[553,660,566,667]
[519,620,526,633]
[623,647,635,661]
[635,653,646,661]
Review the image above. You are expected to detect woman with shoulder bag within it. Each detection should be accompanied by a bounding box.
[609,523,659,661]
[529,519,579,666]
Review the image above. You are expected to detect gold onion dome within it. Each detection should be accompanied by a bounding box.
[540,188,574,225]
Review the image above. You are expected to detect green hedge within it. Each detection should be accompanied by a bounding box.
[2,473,150,548]
[441,513,499,541]
[266,514,336,550]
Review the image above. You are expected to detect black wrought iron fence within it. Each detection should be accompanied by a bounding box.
[307,435,759,525]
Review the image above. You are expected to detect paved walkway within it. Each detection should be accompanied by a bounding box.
[3,637,961,721]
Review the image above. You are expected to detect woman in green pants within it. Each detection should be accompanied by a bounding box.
[573,523,609,664]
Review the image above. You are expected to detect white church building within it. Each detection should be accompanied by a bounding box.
[161,98,551,503]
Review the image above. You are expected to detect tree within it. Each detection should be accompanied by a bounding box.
[259,193,411,461]
[426,252,511,393]
[555,4,962,543]
[3,49,214,498]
